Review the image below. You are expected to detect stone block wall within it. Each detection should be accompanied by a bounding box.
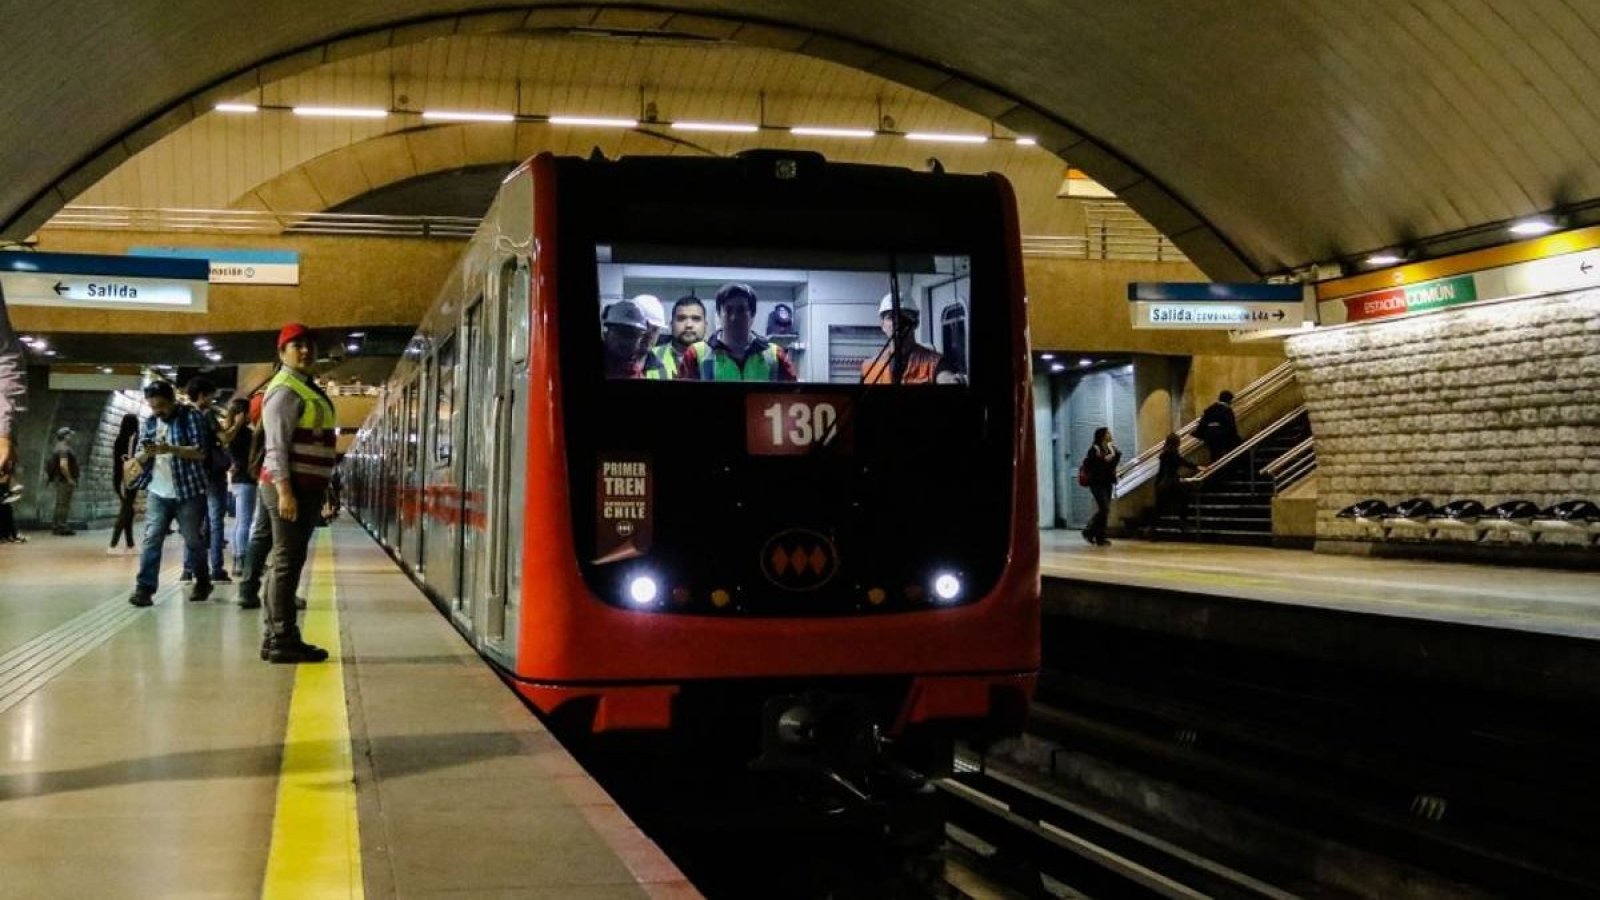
[1284,290,1600,543]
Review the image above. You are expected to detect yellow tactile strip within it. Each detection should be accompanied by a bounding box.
[263,529,363,899]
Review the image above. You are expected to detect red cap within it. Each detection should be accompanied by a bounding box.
[277,322,314,350]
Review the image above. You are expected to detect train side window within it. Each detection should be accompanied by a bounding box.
[506,258,529,364]
[435,334,457,465]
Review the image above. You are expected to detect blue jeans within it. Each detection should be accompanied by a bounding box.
[184,483,228,577]
[138,493,210,594]
[230,482,257,567]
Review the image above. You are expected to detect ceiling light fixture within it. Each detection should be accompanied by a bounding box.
[293,106,388,119]
[214,103,258,113]
[905,132,988,144]
[548,115,638,128]
[1365,253,1405,267]
[422,110,514,123]
[1078,358,1093,367]
[671,121,760,133]
[1016,136,1038,146]
[790,126,874,138]
[1509,217,1559,237]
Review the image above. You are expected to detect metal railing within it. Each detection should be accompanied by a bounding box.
[44,206,481,238]
[1181,405,1308,493]
[45,205,1188,262]
[1113,361,1299,499]
[1261,436,1317,494]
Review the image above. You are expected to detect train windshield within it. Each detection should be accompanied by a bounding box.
[595,244,971,384]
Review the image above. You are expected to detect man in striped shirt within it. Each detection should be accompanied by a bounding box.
[126,380,216,607]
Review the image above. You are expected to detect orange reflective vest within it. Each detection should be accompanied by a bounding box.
[861,343,944,384]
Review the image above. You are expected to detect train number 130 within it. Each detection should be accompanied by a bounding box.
[746,395,851,456]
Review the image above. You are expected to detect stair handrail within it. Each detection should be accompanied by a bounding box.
[1262,436,1318,493]
[1112,361,1298,498]
[1181,405,1308,487]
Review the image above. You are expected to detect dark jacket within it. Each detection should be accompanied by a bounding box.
[1156,449,1199,489]
[1082,443,1122,487]
[1198,401,1241,452]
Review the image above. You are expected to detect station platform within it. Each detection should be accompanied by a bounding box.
[1042,530,1600,639]
[0,523,697,899]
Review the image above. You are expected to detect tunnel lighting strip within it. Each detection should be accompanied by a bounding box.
[207,101,1039,146]
[422,110,515,123]
[293,106,388,119]
[671,121,760,133]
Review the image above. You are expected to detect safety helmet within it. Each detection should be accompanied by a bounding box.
[602,299,648,331]
[878,293,919,319]
[633,294,666,329]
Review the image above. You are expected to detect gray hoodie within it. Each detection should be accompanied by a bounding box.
[0,284,25,438]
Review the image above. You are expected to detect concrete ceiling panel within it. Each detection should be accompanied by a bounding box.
[302,148,375,209]
[7,1,1600,273]
[56,146,129,203]
[796,34,887,72]
[325,31,395,63]
[122,105,197,159]
[454,10,536,35]
[590,9,679,32]
[1115,180,1204,243]
[660,13,746,41]
[406,127,468,175]
[930,78,1019,122]
[254,167,328,214]
[460,123,519,166]
[352,133,421,189]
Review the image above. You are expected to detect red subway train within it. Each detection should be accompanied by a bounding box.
[345,149,1038,779]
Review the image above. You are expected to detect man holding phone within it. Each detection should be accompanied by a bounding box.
[125,379,216,607]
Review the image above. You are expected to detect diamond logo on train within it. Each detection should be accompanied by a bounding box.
[759,529,839,591]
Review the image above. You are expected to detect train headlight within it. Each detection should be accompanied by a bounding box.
[932,572,962,603]
[628,576,659,606]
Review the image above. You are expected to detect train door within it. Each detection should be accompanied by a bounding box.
[423,335,461,596]
[385,394,403,550]
[485,257,530,666]
[404,377,425,573]
[457,292,493,637]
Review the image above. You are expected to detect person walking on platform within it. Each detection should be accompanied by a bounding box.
[126,380,215,607]
[1154,432,1199,529]
[46,426,80,535]
[1198,390,1241,464]
[0,468,22,543]
[108,413,140,554]
[257,323,334,664]
[1080,427,1122,547]
[0,282,25,481]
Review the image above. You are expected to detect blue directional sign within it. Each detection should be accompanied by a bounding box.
[0,251,209,312]
[1128,282,1305,302]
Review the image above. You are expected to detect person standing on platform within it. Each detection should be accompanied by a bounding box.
[0,282,25,481]
[1198,390,1241,464]
[180,376,231,583]
[0,468,21,543]
[108,413,140,554]
[1081,427,1122,547]
[258,323,334,664]
[46,426,80,535]
[125,380,215,607]
[221,397,255,577]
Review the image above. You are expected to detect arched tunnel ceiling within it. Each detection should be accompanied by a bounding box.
[5,1,1600,279]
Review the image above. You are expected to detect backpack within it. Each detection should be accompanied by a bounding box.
[1076,455,1091,487]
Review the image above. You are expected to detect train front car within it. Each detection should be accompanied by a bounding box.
[517,150,1040,784]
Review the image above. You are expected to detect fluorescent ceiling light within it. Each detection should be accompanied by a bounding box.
[906,132,988,144]
[214,103,258,113]
[206,352,223,362]
[790,126,874,138]
[548,115,638,128]
[1078,358,1093,367]
[1040,353,1055,360]
[293,106,388,119]
[1509,218,1558,236]
[1365,254,1404,266]
[1016,136,1038,146]
[192,337,210,346]
[671,121,759,133]
[422,110,514,123]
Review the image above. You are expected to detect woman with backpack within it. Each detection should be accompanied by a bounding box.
[1080,427,1122,547]
[108,412,140,554]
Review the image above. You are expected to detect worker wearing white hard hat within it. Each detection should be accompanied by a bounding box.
[862,291,953,384]
[601,298,668,380]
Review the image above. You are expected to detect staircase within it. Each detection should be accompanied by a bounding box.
[1146,410,1312,545]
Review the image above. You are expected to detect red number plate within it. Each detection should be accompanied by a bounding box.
[746,395,853,456]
